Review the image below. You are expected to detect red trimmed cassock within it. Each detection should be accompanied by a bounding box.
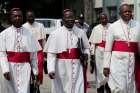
[44,25,90,93]
[23,22,46,84]
[89,23,110,88]
[0,25,39,93]
[103,19,140,93]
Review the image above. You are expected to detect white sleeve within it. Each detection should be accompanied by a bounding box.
[90,43,96,55]
[81,31,90,56]
[89,28,96,55]
[0,34,9,74]
[30,52,38,75]
[0,52,9,74]
[103,27,114,68]
[89,28,95,43]
[47,53,56,73]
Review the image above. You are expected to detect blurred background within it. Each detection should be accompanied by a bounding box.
[0,0,140,27]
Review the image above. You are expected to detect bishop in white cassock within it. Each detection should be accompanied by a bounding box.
[0,8,38,93]
[89,12,111,93]
[23,10,46,84]
[44,9,90,93]
[0,26,39,93]
[103,4,140,93]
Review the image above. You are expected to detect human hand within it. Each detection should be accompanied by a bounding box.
[3,72,10,81]
[48,72,55,79]
[103,68,110,77]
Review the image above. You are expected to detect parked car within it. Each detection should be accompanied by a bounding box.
[35,18,62,35]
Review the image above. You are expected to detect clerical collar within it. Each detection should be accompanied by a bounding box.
[102,23,109,27]
[120,18,132,25]
[63,25,73,31]
[12,25,22,30]
[28,21,35,25]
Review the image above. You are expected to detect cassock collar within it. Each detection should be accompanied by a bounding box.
[101,23,110,28]
[27,21,36,26]
[63,25,74,31]
[120,18,133,26]
[11,25,23,30]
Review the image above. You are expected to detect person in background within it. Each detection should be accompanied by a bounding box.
[103,3,140,93]
[0,8,38,93]
[75,14,90,90]
[44,9,90,93]
[78,14,89,33]
[89,12,111,93]
[23,10,46,86]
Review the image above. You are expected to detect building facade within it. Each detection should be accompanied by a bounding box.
[93,0,140,23]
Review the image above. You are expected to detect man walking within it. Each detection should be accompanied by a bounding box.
[44,9,90,93]
[89,12,111,93]
[103,3,140,93]
[0,8,38,93]
[23,10,46,85]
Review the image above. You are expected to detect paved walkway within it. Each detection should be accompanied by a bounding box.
[40,69,97,93]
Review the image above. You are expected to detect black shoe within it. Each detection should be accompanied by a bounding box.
[105,83,111,93]
[97,85,104,93]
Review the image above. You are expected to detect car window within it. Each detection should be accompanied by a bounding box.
[35,20,51,27]
[35,18,62,34]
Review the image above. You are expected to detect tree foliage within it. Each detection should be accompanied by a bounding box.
[0,0,62,18]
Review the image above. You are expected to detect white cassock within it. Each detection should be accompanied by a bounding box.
[104,19,140,93]
[23,22,45,84]
[0,25,38,93]
[44,25,90,93]
[23,22,46,47]
[89,23,110,88]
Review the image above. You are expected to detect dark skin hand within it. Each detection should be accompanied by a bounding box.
[103,68,110,77]
[48,72,55,79]
[4,72,10,81]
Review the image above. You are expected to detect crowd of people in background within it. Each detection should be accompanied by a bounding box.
[1,2,140,93]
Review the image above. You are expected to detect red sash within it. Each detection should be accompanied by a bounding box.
[57,48,79,59]
[6,51,30,63]
[37,50,44,84]
[98,40,106,48]
[112,40,138,52]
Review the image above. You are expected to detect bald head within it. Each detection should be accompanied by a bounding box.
[119,4,132,22]
[62,9,75,29]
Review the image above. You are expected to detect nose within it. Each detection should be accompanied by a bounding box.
[126,11,129,14]
[125,11,131,15]
[15,16,21,20]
